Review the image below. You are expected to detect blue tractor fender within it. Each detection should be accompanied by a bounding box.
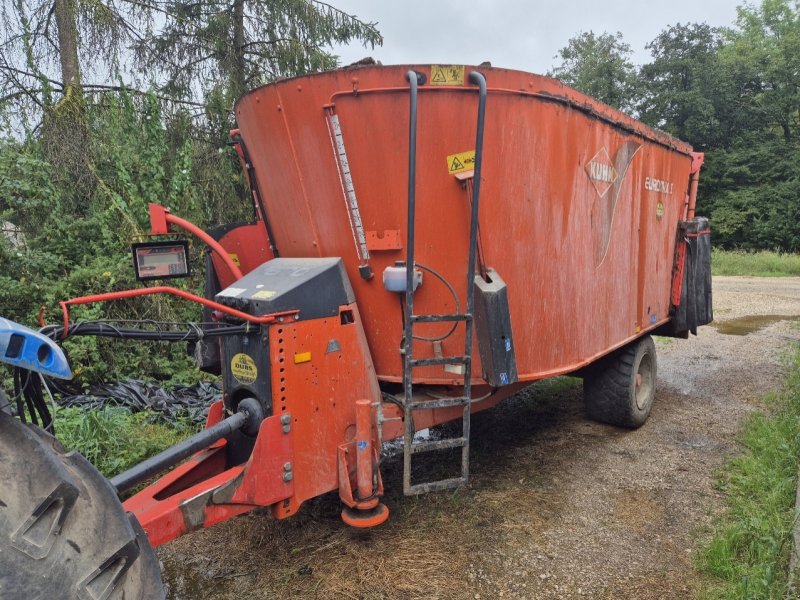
[0,317,72,379]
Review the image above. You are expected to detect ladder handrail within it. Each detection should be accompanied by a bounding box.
[401,69,488,495]
[463,70,488,400]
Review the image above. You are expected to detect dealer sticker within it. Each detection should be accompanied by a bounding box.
[230,353,258,385]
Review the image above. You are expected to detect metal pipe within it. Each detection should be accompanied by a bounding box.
[462,70,488,484]
[465,71,487,379]
[404,70,419,338]
[402,70,420,488]
[165,213,244,282]
[148,203,243,283]
[59,286,290,338]
[355,399,373,500]
[686,152,704,221]
[111,411,248,494]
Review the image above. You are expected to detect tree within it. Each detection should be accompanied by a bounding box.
[549,31,639,113]
[638,23,732,149]
[0,0,155,194]
[135,0,383,106]
[722,0,800,141]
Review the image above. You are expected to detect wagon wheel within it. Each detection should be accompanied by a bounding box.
[0,411,165,600]
[583,335,657,429]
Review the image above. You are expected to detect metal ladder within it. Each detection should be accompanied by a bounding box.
[401,69,488,495]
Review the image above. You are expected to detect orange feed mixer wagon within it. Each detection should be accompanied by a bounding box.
[46,65,714,550]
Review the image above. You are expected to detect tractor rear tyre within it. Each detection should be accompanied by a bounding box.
[583,335,657,429]
[0,412,165,600]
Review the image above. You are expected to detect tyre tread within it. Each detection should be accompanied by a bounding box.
[583,336,657,429]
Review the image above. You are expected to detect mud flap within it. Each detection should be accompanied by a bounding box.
[669,217,713,336]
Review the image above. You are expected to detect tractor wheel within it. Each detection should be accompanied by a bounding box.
[0,411,165,600]
[583,335,657,429]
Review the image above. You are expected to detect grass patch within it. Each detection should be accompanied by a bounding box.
[712,249,800,277]
[698,345,800,599]
[55,406,201,477]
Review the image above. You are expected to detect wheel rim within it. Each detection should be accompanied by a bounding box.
[634,353,654,411]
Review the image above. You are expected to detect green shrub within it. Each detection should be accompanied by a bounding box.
[55,406,201,477]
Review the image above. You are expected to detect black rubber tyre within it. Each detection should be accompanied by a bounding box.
[583,335,657,429]
[0,412,165,600]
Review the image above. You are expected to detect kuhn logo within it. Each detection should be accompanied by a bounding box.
[587,142,642,267]
[585,148,618,197]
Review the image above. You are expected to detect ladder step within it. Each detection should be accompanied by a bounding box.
[411,313,471,323]
[406,476,467,496]
[407,396,469,410]
[410,437,468,454]
[409,356,469,368]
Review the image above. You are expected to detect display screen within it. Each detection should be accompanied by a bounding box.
[132,240,190,281]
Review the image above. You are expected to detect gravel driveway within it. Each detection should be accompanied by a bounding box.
[160,276,800,599]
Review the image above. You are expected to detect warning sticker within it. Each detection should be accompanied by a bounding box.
[229,253,240,267]
[252,290,277,300]
[446,150,476,175]
[656,201,665,220]
[230,353,258,385]
[430,65,465,86]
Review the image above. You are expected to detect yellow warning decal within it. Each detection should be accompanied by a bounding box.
[294,352,312,364]
[446,149,476,175]
[252,290,277,300]
[656,201,665,219]
[430,65,465,86]
[230,353,257,385]
[229,253,240,267]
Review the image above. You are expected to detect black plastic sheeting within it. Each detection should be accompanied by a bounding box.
[58,380,221,424]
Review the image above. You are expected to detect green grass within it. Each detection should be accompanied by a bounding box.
[712,249,800,277]
[698,345,800,599]
[55,406,201,477]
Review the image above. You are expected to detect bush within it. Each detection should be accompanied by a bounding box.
[55,406,201,477]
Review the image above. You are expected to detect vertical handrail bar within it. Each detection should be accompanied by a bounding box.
[403,70,421,491]
[461,70,488,482]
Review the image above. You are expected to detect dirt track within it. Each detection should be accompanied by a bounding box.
[159,276,800,599]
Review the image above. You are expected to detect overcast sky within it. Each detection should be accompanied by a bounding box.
[329,0,741,74]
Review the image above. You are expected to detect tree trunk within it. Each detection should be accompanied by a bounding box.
[54,0,81,92]
[230,0,247,100]
[46,0,93,204]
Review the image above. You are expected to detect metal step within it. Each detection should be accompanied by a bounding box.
[410,437,468,454]
[407,396,470,410]
[410,313,471,323]
[405,476,468,496]
[409,355,469,368]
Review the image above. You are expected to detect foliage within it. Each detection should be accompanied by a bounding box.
[0,90,232,384]
[55,405,201,477]
[700,136,800,252]
[136,0,383,104]
[712,249,800,277]
[548,31,639,112]
[638,23,729,149]
[698,345,800,599]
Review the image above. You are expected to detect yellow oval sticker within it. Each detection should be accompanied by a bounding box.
[230,353,258,385]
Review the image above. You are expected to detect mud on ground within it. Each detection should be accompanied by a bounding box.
[158,276,800,599]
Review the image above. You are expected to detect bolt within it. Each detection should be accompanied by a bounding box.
[280,414,291,425]
[282,424,291,433]
[283,472,293,482]
[283,462,292,472]
[294,314,300,321]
